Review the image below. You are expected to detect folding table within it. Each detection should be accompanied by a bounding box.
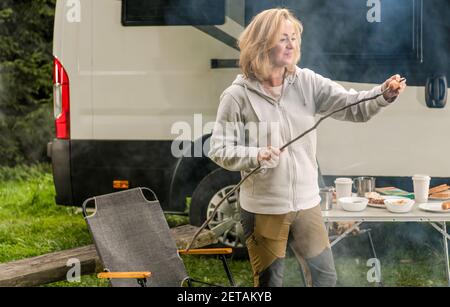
[322,203,450,286]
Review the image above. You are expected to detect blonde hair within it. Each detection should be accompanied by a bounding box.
[238,8,303,81]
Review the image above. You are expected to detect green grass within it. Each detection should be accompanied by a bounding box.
[333,255,447,287]
[0,164,448,287]
[0,165,92,263]
[0,164,251,287]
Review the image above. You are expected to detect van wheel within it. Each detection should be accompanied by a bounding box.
[190,168,247,257]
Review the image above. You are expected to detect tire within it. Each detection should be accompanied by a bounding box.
[190,168,248,258]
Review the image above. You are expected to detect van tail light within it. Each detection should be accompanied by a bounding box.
[53,57,70,139]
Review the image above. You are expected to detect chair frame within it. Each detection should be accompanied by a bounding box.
[82,187,236,287]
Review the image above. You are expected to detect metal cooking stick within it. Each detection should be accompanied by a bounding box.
[186,78,406,251]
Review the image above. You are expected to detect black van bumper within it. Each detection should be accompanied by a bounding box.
[48,139,73,205]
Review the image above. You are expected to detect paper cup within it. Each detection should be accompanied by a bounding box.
[334,178,353,205]
[412,174,431,203]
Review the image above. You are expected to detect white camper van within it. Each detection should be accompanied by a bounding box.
[49,0,449,249]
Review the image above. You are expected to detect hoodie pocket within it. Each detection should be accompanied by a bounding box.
[301,140,318,170]
[241,169,255,196]
[252,167,273,197]
[252,162,291,202]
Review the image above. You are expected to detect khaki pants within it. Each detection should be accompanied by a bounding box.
[241,205,337,287]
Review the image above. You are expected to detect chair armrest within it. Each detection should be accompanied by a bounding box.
[178,248,232,255]
[97,272,152,279]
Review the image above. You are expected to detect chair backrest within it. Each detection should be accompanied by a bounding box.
[83,187,189,287]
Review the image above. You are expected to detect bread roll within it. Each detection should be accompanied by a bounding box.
[429,184,449,195]
[442,202,450,210]
[431,190,450,199]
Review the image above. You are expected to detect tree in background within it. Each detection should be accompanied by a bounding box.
[0,0,56,165]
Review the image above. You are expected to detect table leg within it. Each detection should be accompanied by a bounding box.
[329,221,363,248]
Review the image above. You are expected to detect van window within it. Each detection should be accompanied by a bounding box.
[122,0,226,26]
[245,0,422,62]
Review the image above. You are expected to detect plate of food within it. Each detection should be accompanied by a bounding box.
[419,201,450,213]
[365,192,409,209]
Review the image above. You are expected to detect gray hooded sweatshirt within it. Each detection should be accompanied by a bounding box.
[208,67,392,214]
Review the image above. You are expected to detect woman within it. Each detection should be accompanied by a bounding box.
[208,8,406,287]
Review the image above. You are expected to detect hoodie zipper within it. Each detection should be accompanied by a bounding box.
[276,103,297,211]
[281,105,297,210]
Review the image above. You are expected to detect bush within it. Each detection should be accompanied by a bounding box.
[0,0,56,166]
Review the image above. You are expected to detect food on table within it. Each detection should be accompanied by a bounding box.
[365,192,385,204]
[429,184,449,195]
[430,190,450,199]
[442,202,450,211]
[391,199,408,205]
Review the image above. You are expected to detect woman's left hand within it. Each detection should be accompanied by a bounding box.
[382,74,407,102]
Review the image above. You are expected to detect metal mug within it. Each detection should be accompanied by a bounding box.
[319,187,334,211]
[353,177,376,197]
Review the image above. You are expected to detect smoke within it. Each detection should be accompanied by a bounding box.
[296,0,448,86]
[116,1,449,286]
[423,0,450,76]
[240,0,450,286]
[163,0,222,25]
[280,221,447,287]
[302,1,447,287]
[293,0,409,82]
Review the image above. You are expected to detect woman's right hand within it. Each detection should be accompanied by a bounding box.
[257,146,281,169]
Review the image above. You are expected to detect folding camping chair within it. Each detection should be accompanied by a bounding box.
[82,187,236,287]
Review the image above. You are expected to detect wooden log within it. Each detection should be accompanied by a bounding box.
[0,245,101,287]
[0,225,217,287]
[171,224,217,250]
